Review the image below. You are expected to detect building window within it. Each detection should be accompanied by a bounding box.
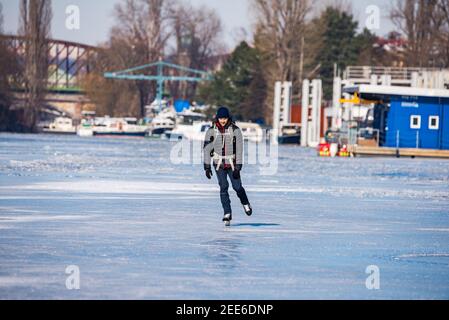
[429,116,439,130]
[410,115,421,129]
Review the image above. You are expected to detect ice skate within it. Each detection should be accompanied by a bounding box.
[243,204,252,216]
[222,213,232,226]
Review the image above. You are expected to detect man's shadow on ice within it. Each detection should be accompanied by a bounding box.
[231,223,280,227]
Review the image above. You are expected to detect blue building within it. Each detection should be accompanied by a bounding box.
[344,86,449,150]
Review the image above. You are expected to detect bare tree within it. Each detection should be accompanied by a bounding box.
[169,3,223,100]
[318,0,352,14]
[81,70,140,118]
[1,2,23,130]
[111,0,173,116]
[432,0,449,67]
[0,1,13,130]
[390,0,443,67]
[19,0,52,132]
[252,0,311,124]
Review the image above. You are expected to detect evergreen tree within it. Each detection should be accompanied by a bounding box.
[198,41,266,122]
[312,7,361,100]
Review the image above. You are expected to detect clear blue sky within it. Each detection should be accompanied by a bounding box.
[1,0,396,48]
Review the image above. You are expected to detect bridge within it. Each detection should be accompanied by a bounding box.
[1,35,97,92]
[1,35,97,120]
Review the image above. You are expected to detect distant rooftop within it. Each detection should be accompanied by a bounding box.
[344,85,449,99]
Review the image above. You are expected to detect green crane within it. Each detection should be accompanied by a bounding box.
[104,60,212,108]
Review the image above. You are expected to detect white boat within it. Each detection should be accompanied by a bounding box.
[93,117,148,137]
[147,107,177,136]
[77,122,94,137]
[278,123,301,144]
[145,99,169,115]
[167,116,265,142]
[76,117,148,137]
[76,114,96,137]
[166,110,210,141]
[168,121,211,141]
[42,117,77,135]
[236,122,265,143]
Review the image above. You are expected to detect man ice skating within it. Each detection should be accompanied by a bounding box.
[203,107,252,226]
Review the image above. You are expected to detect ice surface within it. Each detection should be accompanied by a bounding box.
[0,133,448,299]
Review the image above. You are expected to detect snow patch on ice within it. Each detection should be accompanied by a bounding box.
[2,181,214,195]
[0,276,52,287]
[418,228,449,232]
[396,253,449,258]
[2,180,447,201]
[0,214,95,223]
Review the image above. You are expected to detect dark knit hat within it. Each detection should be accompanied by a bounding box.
[216,107,230,119]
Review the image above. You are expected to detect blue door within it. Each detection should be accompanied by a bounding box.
[419,99,441,149]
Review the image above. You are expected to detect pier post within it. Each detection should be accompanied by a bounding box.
[301,79,310,147]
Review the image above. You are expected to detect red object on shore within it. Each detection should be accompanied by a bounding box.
[318,143,331,157]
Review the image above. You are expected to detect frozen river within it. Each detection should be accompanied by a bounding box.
[0,133,448,299]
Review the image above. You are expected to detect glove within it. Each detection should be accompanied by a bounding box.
[232,169,241,180]
[205,169,213,180]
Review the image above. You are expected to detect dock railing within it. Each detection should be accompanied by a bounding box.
[344,66,424,81]
[394,130,422,149]
[354,128,381,147]
[351,129,423,149]
[343,66,449,87]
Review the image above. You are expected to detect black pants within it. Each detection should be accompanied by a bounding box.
[216,167,249,214]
